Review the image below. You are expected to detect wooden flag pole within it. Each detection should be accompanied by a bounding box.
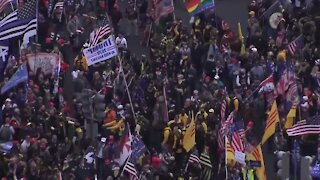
[117,54,136,119]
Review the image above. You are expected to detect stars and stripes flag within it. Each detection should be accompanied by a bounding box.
[89,16,112,47]
[275,69,295,97]
[287,35,304,55]
[0,0,37,42]
[221,111,235,136]
[231,131,244,152]
[0,0,11,13]
[286,82,298,101]
[217,128,225,150]
[220,99,226,123]
[286,115,320,136]
[200,152,212,180]
[123,157,139,180]
[155,0,174,20]
[231,121,245,152]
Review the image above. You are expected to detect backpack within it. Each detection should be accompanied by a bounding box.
[0,125,11,141]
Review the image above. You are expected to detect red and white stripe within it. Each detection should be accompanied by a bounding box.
[287,35,303,55]
[286,83,298,100]
[220,99,226,124]
[221,111,235,136]
[217,128,224,150]
[89,25,112,47]
[231,131,244,152]
[155,0,174,19]
[238,128,246,139]
[188,153,200,164]
[259,75,274,88]
[275,70,295,96]
[286,120,320,136]
[0,0,11,13]
[123,160,138,180]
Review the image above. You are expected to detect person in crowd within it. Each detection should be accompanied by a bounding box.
[0,0,320,179]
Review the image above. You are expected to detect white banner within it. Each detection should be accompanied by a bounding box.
[235,151,246,165]
[27,53,59,75]
[83,37,118,66]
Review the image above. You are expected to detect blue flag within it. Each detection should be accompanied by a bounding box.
[131,135,146,161]
[1,63,28,94]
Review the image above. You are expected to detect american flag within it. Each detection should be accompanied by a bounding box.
[286,82,298,101]
[155,0,174,20]
[0,0,11,13]
[217,128,224,150]
[0,0,37,41]
[286,115,320,136]
[123,158,139,180]
[287,35,304,55]
[275,69,295,96]
[220,99,226,124]
[221,111,235,136]
[89,16,112,47]
[0,0,36,27]
[231,131,244,152]
[234,120,246,139]
[231,121,245,152]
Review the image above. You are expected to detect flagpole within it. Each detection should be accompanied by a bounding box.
[10,2,15,11]
[146,22,153,47]
[105,10,136,119]
[184,161,189,173]
[171,0,176,21]
[163,75,169,123]
[117,55,136,119]
[225,135,228,179]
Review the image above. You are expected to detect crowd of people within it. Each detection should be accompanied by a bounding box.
[0,0,320,179]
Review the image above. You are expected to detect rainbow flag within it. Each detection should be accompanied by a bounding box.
[185,0,214,15]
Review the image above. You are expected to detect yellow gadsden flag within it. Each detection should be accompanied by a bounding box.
[183,112,195,152]
[238,22,246,55]
[246,144,266,180]
[261,101,280,144]
[284,98,298,129]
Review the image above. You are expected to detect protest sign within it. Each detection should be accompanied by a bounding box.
[83,37,118,66]
[27,53,59,75]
